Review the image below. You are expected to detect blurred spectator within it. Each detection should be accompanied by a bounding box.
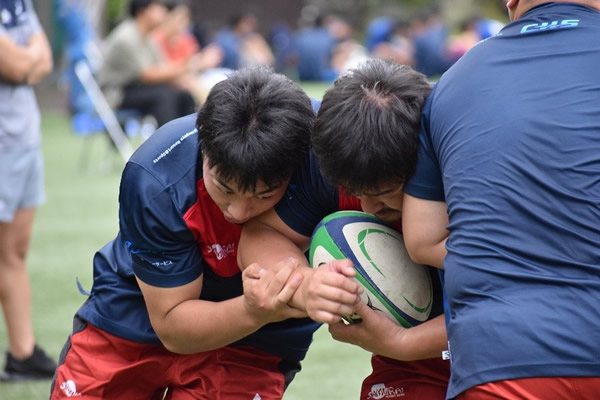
[213,10,274,70]
[366,16,414,66]
[153,0,199,64]
[328,15,369,76]
[98,0,196,127]
[153,0,222,70]
[446,15,482,60]
[293,11,337,81]
[447,14,504,60]
[268,21,296,76]
[412,6,456,78]
[53,0,104,134]
[0,0,57,381]
[475,17,504,40]
[153,0,223,104]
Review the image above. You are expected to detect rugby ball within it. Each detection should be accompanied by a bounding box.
[309,211,432,327]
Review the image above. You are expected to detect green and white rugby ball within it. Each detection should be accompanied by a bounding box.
[309,211,433,327]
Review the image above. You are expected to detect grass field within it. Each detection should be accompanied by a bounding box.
[0,82,374,399]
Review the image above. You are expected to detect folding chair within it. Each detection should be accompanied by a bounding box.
[73,60,134,163]
[55,0,155,171]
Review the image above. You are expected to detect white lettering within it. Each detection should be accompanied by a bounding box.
[367,383,405,399]
[153,128,197,163]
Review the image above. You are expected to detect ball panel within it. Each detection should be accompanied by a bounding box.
[309,211,434,327]
[309,221,348,267]
[345,223,433,322]
[320,210,380,225]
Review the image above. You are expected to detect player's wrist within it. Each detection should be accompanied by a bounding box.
[240,295,272,328]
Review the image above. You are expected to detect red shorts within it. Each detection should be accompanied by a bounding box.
[50,321,297,399]
[360,355,450,400]
[457,376,600,400]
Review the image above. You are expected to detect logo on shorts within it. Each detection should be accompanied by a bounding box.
[60,380,82,397]
[367,383,405,399]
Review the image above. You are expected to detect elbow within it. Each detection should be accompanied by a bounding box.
[404,234,426,265]
[31,55,54,84]
[405,237,445,269]
[161,341,187,354]
[407,246,428,266]
[42,56,54,76]
[157,332,193,355]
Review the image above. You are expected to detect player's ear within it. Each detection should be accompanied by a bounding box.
[505,0,519,20]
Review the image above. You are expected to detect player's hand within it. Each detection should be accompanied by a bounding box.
[328,300,406,358]
[242,258,307,324]
[303,259,363,324]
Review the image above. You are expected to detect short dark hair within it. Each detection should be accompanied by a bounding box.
[197,66,314,192]
[312,59,431,194]
[129,0,162,17]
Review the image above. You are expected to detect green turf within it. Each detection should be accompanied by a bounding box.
[0,82,374,399]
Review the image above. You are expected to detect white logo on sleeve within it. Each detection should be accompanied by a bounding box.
[207,243,235,260]
[60,380,82,397]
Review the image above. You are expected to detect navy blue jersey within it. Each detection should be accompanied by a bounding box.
[78,114,319,362]
[405,4,600,397]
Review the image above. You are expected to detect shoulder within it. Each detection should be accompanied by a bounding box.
[106,20,139,45]
[127,114,200,191]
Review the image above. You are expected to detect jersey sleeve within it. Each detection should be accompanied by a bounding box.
[0,1,41,36]
[119,162,204,288]
[404,87,446,201]
[274,152,339,236]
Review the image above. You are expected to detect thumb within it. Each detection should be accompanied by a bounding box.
[352,297,377,323]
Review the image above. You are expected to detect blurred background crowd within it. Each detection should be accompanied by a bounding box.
[40,0,507,134]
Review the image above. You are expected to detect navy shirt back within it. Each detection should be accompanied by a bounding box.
[405,4,600,397]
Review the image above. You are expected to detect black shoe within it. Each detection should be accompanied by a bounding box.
[0,344,57,381]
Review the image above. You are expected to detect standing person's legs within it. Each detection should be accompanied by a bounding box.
[0,148,55,380]
[121,83,196,127]
[0,208,36,359]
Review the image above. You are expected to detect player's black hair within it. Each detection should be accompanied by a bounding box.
[312,59,431,194]
[129,0,162,18]
[197,66,314,193]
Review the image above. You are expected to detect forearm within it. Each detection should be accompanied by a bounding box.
[238,222,312,308]
[156,296,263,354]
[402,194,449,269]
[0,35,43,83]
[139,62,187,84]
[382,315,447,361]
[25,33,53,85]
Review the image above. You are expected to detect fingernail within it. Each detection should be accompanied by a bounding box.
[258,268,266,276]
